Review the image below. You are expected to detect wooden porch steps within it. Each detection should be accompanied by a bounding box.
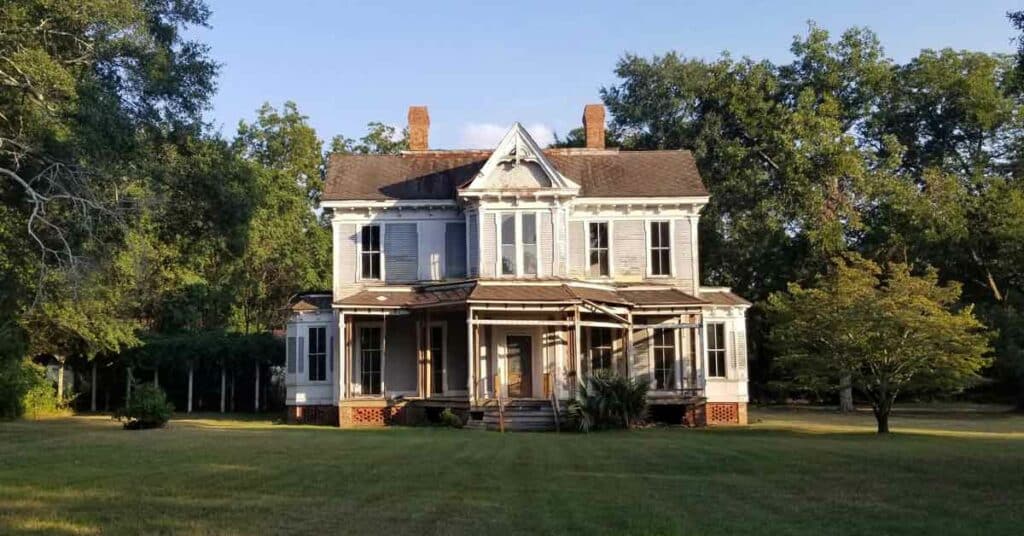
[469,399,562,432]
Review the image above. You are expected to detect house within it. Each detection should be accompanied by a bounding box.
[285,104,750,428]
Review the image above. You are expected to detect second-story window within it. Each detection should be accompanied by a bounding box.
[589,222,609,277]
[500,214,515,275]
[649,221,671,277]
[361,225,381,280]
[522,213,537,275]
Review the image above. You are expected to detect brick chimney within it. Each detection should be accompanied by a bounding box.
[583,104,605,149]
[408,106,429,151]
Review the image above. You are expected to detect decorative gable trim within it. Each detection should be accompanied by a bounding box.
[459,123,580,198]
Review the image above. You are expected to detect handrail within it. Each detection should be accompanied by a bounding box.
[494,373,505,433]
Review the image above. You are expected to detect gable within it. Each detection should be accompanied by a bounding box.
[459,123,580,194]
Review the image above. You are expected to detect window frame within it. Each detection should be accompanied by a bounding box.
[651,327,676,390]
[706,322,727,378]
[585,220,612,278]
[307,326,328,383]
[494,211,544,278]
[587,327,614,374]
[521,212,538,276]
[356,323,384,396]
[646,220,674,278]
[357,224,384,281]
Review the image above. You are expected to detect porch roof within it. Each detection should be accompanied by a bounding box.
[334,281,712,310]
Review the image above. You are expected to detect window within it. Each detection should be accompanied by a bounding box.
[588,222,609,277]
[649,221,671,276]
[653,328,675,389]
[522,213,537,276]
[360,225,381,279]
[707,323,727,378]
[445,222,467,278]
[500,214,515,275]
[308,327,327,382]
[429,325,445,394]
[589,328,613,373]
[360,327,383,394]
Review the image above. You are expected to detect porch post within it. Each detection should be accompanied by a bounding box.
[338,312,346,400]
[625,312,634,380]
[381,313,388,397]
[187,362,194,413]
[425,309,432,397]
[90,361,98,411]
[415,314,423,397]
[572,306,581,396]
[466,307,476,403]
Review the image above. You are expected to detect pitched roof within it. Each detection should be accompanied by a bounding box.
[322,149,706,201]
[617,288,706,307]
[335,286,472,308]
[700,289,752,307]
[468,284,578,303]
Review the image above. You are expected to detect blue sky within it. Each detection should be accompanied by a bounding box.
[194,0,1021,149]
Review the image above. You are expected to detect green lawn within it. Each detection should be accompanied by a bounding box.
[2,408,1023,535]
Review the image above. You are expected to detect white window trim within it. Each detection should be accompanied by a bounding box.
[646,320,681,390]
[704,321,728,380]
[353,321,385,397]
[306,324,330,383]
[644,219,675,278]
[427,321,447,395]
[493,211,543,278]
[356,223,385,282]
[583,220,614,279]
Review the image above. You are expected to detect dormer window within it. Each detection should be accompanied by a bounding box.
[360,225,381,280]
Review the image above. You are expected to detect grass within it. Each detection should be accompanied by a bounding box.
[1,408,1022,535]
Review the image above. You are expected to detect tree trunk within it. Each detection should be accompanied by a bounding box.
[90,361,98,412]
[839,375,854,412]
[56,356,65,403]
[872,394,894,434]
[187,362,194,414]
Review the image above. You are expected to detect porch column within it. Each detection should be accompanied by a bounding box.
[625,312,634,380]
[424,309,432,397]
[415,315,423,397]
[338,312,347,400]
[90,361,98,412]
[380,314,388,396]
[467,307,476,402]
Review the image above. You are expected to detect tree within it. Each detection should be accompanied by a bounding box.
[767,256,991,433]
[329,122,408,156]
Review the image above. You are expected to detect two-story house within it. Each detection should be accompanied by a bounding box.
[285,104,750,429]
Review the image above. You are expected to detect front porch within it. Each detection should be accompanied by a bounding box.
[334,282,709,427]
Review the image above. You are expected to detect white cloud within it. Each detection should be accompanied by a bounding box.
[458,122,556,149]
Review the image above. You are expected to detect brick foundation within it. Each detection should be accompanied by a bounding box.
[706,402,747,425]
[338,402,425,428]
[287,405,338,426]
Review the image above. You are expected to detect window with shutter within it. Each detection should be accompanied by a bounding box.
[445,222,467,278]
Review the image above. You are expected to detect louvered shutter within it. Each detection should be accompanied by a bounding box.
[287,337,297,373]
[297,337,305,374]
[734,331,748,379]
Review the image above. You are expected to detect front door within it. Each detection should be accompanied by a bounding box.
[506,335,532,398]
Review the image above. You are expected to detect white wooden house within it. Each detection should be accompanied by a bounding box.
[286,104,750,428]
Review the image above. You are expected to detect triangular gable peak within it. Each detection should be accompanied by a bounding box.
[459,123,580,199]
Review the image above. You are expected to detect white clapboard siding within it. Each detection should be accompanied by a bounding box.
[613,219,645,277]
[539,211,553,277]
[480,212,496,277]
[568,220,585,277]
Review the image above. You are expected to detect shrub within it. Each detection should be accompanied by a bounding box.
[0,359,61,420]
[439,407,463,428]
[567,370,649,432]
[115,383,173,429]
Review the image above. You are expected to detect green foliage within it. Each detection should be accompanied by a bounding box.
[439,408,463,428]
[0,359,54,419]
[115,383,174,429]
[330,122,409,156]
[567,371,649,432]
[767,255,992,432]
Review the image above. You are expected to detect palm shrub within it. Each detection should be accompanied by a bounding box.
[567,370,649,432]
[115,383,173,429]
